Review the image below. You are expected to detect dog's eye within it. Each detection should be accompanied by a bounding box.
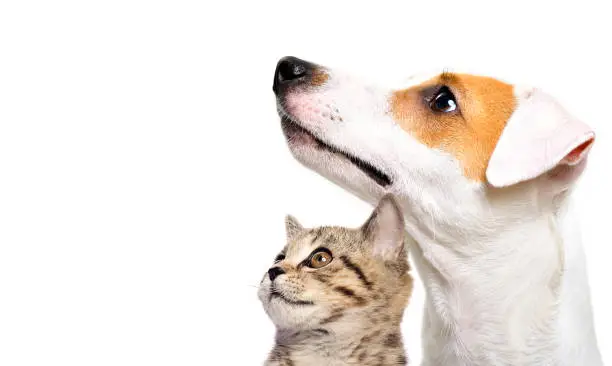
[429,86,457,113]
[274,254,286,263]
[307,248,333,269]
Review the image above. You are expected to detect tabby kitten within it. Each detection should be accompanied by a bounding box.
[258,194,413,366]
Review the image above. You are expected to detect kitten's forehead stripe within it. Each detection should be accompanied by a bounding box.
[310,228,323,244]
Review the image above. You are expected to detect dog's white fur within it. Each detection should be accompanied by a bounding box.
[279,68,602,365]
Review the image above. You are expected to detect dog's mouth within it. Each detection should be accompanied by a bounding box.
[280,116,392,187]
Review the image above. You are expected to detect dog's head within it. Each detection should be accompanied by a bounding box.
[273,57,594,233]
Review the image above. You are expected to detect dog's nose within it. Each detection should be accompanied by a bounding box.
[268,266,286,281]
[273,56,315,94]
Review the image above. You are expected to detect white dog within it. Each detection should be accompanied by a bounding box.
[272,57,602,365]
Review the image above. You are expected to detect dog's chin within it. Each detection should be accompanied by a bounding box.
[279,116,392,201]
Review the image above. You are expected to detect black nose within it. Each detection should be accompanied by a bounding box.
[268,267,286,281]
[273,56,315,94]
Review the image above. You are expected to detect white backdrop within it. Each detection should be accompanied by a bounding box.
[1,1,610,365]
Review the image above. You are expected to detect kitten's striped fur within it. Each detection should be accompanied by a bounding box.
[258,194,413,365]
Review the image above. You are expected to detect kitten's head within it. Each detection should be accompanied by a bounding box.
[258,194,412,331]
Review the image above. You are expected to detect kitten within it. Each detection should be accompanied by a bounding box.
[258,194,413,366]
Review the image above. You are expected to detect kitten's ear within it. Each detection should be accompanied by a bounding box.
[361,194,405,260]
[285,215,303,241]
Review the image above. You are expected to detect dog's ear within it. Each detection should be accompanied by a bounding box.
[361,194,405,260]
[486,88,595,188]
[285,215,303,241]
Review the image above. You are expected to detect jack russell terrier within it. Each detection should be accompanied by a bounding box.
[272,57,602,365]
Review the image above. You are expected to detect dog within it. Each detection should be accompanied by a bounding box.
[272,56,602,365]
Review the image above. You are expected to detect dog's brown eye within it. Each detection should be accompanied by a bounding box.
[429,86,457,113]
[307,248,333,269]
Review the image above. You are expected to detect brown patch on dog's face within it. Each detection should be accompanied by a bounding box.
[390,73,516,181]
[311,68,329,87]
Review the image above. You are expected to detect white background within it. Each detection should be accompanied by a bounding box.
[1,1,610,365]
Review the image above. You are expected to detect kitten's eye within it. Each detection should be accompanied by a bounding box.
[274,254,285,263]
[429,86,457,113]
[307,248,333,269]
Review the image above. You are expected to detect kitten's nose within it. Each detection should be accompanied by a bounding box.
[268,267,285,281]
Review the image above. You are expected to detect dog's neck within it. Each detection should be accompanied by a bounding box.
[402,189,601,366]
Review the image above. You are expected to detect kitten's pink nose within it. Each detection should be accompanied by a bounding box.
[268,267,285,281]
